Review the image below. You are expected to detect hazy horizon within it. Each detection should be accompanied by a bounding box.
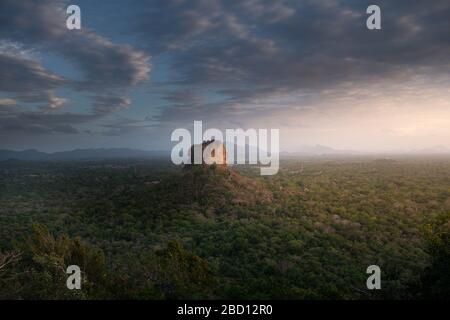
[2,143,450,156]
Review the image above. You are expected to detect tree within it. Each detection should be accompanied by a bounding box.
[0,250,21,272]
[0,224,107,299]
[155,240,215,299]
[418,212,450,299]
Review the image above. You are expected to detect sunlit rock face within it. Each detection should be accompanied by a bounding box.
[188,139,227,167]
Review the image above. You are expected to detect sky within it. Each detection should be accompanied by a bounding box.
[0,0,449,152]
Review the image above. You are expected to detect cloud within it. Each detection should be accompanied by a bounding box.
[133,0,449,124]
[0,0,151,117]
[93,96,131,115]
[0,0,66,43]
[0,99,16,106]
[0,51,67,109]
[58,31,150,92]
[0,106,97,135]
[98,117,158,136]
[0,0,448,150]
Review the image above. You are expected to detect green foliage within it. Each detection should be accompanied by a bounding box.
[154,240,215,299]
[0,224,107,299]
[0,224,215,299]
[0,157,449,299]
[417,212,450,299]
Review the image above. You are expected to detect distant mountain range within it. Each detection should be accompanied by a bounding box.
[297,145,357,155]
[282,145,450,156]
[280,145,359,157]
[0,148,168,161]
[1,144,449,161]
[409,145,450,154]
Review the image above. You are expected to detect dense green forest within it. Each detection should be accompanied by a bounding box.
[0,157,449,299]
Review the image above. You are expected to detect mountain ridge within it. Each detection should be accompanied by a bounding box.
[1,144,449,162]
[0,148,168,161]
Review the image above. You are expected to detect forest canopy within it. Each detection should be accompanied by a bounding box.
[0,157,449,299]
